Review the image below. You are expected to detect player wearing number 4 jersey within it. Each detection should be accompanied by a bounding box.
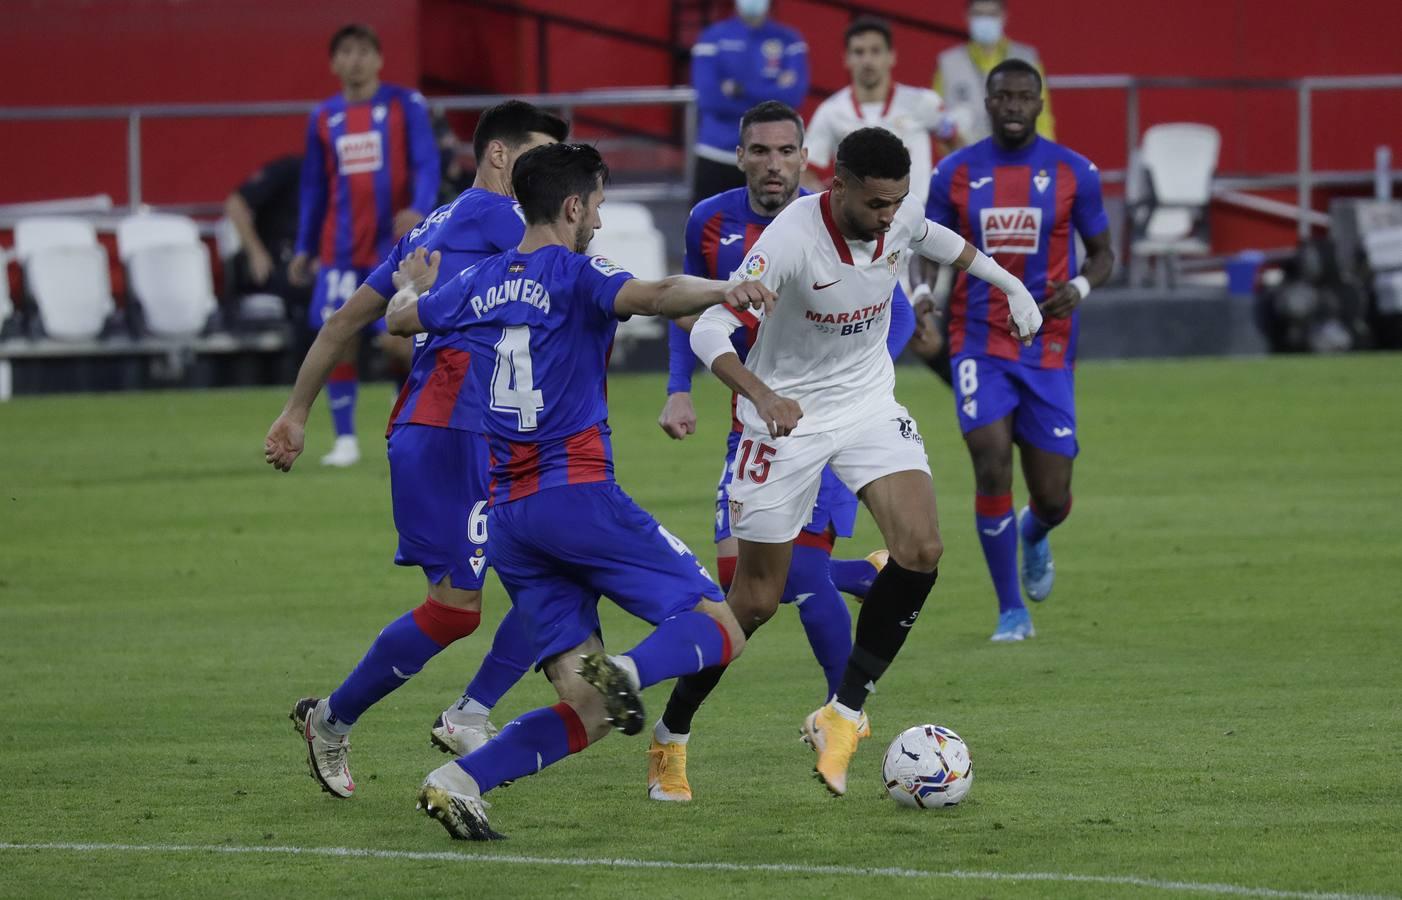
[926,59,1114,642]
[681,126,1042,797]
[267,102,570,801]
[385,142,770,841]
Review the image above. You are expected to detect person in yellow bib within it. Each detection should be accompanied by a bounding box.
[934,0,1055,144]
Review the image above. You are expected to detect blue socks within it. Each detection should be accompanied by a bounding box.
[457,702,588,794]
[625,610,733,687]
[326,362,358,438]
[1023,495,1073,544]
[975,493,1023,614]
[828,556,879,599]
[326,598,480,727]
[460,606,533,710]
[785,544,852,700]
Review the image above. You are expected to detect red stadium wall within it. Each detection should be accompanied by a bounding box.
[0,0,421,207]
[2,0,1400,256]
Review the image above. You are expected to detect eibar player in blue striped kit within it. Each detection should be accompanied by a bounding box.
[383,142,781,841]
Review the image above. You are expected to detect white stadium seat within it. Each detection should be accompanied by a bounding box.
[116,212,202,261]
[13,216,98,262]
[127,242,218,337]
[25,245,115,340]
[1132,123,1221,284]
[588,202,667,345]
[0,249,12,327]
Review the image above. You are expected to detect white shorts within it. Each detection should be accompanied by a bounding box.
[727,400,932,544]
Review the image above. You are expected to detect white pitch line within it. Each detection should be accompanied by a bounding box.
[0,842,1394,900]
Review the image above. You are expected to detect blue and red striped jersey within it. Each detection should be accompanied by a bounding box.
[416,245,634,503]
[927,136,1108,369]
[296,83,439,270]
[373,188,526,435]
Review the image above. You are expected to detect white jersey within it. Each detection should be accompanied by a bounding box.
[708,192,959,435]
[806,83,947,205]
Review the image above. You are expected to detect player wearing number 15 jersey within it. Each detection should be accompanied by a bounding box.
[384,142,769,841]
[926,59,1113,642]
[681,126,1042,797]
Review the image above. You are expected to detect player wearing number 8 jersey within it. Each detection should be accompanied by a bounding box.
[681,125,1042,797]
[384,142,770,841]
[925,59,1114,642]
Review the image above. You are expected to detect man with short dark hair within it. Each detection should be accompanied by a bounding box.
[926,59,1112,641]
[690,0,808,205]
[267,102,569,801]
[682,126,1042,797]
[382,142,772,840]
[649,100,897,803]
[290,23,440,467]
[224,154,311,322]
[802,16,953,206]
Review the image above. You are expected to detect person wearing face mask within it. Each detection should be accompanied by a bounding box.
[935,0,1055,144]
[690,0,809,206]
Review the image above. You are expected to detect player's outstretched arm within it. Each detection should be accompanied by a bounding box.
[613,276,774,320]
[264,283,391,473]
[911,218,1043,345]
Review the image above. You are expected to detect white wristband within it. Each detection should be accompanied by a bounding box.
[1070,276,1092,300]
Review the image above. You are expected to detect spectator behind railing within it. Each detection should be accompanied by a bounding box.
[690,0,809,206]
[934,0,1055,144]
[225,155,312,327]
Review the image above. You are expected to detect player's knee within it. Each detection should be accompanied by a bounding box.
[427,581,482,611]
[890,532,943,574]
[971,457,1013,495]
[552,694,611,745]
[696,599,749,661]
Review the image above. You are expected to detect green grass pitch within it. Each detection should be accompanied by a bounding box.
[1,354,1399,898]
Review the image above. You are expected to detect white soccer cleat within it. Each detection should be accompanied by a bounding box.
[290,697,355,799]
[320,435,361,467]
[417,763,506,841]
[430,707,500,757]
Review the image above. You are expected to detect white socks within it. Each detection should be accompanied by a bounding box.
[654,720,690,745]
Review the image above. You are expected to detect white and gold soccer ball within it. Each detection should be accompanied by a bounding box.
[882,724,973,809]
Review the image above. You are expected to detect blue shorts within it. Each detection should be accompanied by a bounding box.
[714,431,858,544]
[489,482,725,666]
[951,353,1078,458]
[309,265,384,334]
[387,424,491,590]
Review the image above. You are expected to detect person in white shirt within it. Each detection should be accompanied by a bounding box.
[677,127,1041,798]
[801,16,954,206]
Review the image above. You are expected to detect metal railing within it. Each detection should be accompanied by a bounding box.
[0,87,700,212]
[3,75,1401,243]
[1045,74,1402,238]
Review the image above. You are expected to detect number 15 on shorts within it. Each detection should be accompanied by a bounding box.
[736,439,776,483]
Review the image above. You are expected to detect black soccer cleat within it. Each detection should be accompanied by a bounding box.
[575,652,644,736]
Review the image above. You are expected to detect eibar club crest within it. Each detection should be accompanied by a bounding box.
[1034,168,1050,194]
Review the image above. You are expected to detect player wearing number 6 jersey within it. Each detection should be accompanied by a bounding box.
[680,126,1042,797]
[925,59,1113,642]
[384,142,768,841]
[267,102,569,802]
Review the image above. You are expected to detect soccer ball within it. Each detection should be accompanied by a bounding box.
[882,724,973,808]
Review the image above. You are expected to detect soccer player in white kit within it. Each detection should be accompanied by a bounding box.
[683,127,1042,796]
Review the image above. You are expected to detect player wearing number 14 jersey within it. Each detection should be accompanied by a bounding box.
[926,59,1113,642]
[385,142,769,841]
[681,126,1042,797]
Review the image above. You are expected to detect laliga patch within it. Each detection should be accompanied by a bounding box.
[979,206,1042,255]
[741,251,768,281]
[590,256,627,277]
